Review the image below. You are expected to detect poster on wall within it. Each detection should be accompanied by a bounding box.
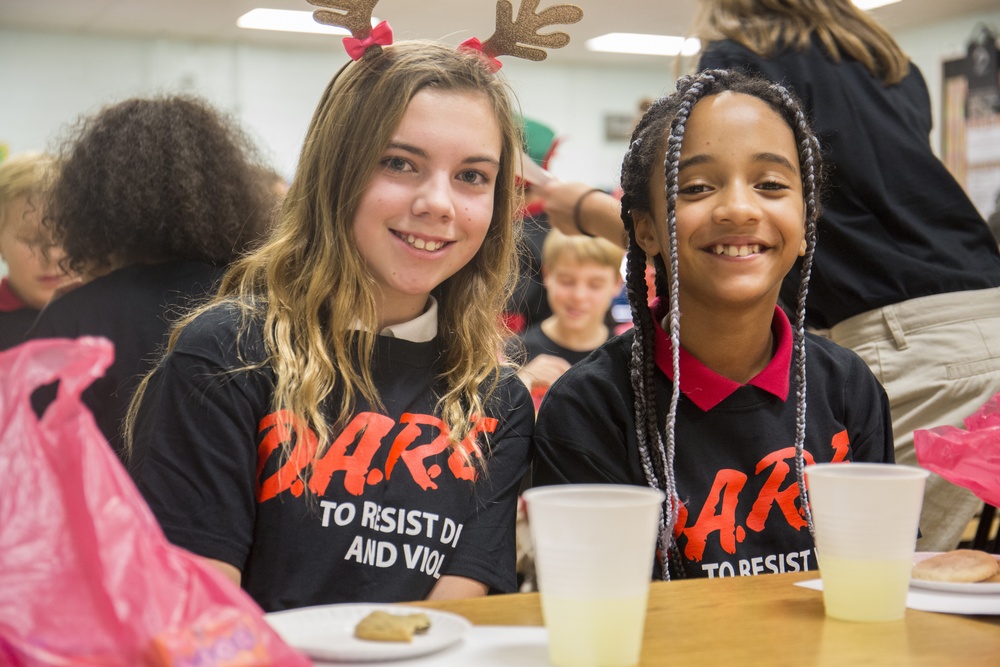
[942,26,1000,223]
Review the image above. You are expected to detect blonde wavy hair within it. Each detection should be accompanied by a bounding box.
[0,151,56,234]
[691,0,910,85]
[541,228,625,274]
[126,41,523,462]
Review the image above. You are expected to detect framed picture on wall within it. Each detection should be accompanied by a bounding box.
[603,113,636,142]
[942,27,1000,223]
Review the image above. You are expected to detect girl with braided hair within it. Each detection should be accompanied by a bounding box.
[533,69,894,581]
[694,0,1000,553]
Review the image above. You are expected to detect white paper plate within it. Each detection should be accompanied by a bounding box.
[265,603,471,663]
[910,552,1000,595]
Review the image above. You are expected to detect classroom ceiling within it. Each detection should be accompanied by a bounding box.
[2,0,997,66]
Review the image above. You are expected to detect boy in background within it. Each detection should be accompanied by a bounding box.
[515,229,624,410]
[513,228,624,590]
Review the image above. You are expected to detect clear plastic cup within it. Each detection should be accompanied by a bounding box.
[805,463,929,622]
[523,484,664,667]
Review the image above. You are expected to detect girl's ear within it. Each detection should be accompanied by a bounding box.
[799,214,808,256]
[632,210,661,257]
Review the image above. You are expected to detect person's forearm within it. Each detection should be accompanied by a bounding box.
[576,188,627,248]
[426,575,489,599]
[539,180,626,248]
[205,557,242,586]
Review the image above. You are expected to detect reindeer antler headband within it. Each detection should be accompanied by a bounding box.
[307,0,583,69]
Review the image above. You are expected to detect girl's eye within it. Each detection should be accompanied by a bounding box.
[679,183,710,195]
[381,156,412,173]
[457,169,489,186]
[758,180,790,192]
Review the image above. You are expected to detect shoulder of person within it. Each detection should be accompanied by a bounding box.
[698,37,814,82]
[539,333,633,411]
[804,334,894,463]
[519,322,544,337]
[700,38,750,57]
[699,38,763,67]
[173,301,267,366]
[38,260,221,312]
[24,274,104,336]
[517,323,546,343]
[532,333,639,486]
[803,332,879,384]
[491,363,535,410]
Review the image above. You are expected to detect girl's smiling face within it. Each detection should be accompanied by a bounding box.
[635,91,806,317]
[352,88,502,328]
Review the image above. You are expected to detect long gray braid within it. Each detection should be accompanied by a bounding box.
[618,69,824,579]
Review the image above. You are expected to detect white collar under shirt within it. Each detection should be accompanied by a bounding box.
[354,297,438,343]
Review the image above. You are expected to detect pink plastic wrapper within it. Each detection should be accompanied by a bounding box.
[913,392,1000,508]
[0,337,311,667]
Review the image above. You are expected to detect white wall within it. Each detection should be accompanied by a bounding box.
[2,8,999,278]
[0,29,673,189]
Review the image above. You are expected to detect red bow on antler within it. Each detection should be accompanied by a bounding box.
[458,37,503,72]
[343,20,393,61]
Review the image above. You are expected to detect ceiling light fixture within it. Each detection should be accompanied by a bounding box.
[852,0,902,9]
[585,34,701,57]
[237,8,351,35]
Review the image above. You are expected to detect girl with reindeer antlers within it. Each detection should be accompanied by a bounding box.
[126,0,583,611]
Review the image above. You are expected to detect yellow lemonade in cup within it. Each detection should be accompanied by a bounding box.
[804,463,929,623]
[817,554,912,622]
[542,595,648,667]
[523,484,664,667]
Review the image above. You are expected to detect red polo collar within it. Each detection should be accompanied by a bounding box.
[651,298,792,411]
[0,278,28,313]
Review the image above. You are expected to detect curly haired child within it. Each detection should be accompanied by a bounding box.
[27,95,276,458]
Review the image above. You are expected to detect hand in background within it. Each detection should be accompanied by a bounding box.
[534,180,626,248]
[517,353,573,411]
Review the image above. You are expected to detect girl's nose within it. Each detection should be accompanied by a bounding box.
[413,173,455,222]
[714,185,761,225]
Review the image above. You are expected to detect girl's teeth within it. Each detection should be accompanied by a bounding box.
[404,234,444,251]
[712,244,761,257]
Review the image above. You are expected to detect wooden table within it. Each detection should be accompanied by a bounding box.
[412,572,1000,666]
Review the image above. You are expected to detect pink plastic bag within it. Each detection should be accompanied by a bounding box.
[0,337,311,667]
[914,392,1000,508]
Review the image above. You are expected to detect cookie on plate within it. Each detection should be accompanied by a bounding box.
[911,549,1000,583]
[354,611,431,643]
